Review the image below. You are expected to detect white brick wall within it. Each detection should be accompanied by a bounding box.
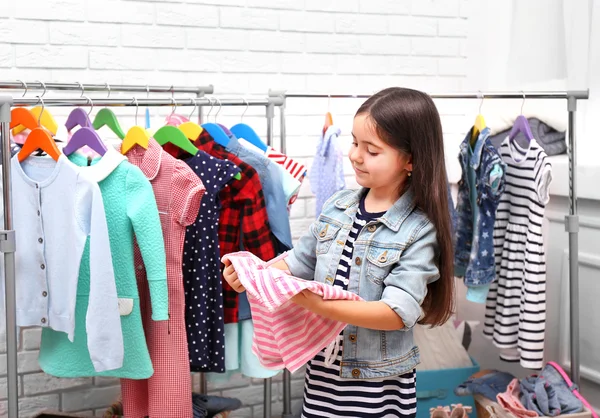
[0,0,469,416]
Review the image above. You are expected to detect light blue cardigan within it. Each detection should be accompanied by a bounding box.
[0,154,123,372]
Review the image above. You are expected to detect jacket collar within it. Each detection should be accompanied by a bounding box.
[124,138,162,180]
[334,187,417,232]
[68,146,126,182]
[460,126,491,170]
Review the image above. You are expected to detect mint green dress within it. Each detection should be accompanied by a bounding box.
[38,148,169,378]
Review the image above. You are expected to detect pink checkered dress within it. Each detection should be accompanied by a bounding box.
[121,139,205,418]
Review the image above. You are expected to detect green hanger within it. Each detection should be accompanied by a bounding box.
[153,125,199,156]
[93,108,125,140]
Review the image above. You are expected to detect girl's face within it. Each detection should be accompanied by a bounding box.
[349,113,412,193]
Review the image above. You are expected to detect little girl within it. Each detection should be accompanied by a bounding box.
[224,87,454,418]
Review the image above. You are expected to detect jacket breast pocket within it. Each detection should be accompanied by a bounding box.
[366,246,403,285]
[314,222,341,255]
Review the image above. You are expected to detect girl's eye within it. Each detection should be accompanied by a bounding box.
[368,151,378,156]
[352,142,358,147]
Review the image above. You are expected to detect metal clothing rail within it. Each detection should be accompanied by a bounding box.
[270,89,590,418]
[0,81,214,95]
[0,93,282,418]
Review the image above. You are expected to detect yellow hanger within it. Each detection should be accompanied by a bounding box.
[178,98,203,140]
[121,98,150,154]
[470,93,486,146]
[12,106,59,136]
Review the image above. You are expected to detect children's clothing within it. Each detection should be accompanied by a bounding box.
[0,154,122,373]
[286,187,438,379]
[301,196,417,418]
[39,147,168,379]
[121,139,204,418]
[484,138,552,370]
[309,125,345,215]
[221,251,362,373]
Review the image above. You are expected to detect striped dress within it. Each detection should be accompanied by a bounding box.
[484,138,552,370]
[301,197,417,418]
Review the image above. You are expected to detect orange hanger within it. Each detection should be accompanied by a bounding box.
[323,95,333,135]
[18,128,61,162]
[10,108,39,131]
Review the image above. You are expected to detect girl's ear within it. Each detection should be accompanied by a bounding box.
[406,155,413,173]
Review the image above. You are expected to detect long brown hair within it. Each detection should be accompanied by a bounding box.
[356,87,454,326]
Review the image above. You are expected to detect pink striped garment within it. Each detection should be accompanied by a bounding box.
[222,251,362,373]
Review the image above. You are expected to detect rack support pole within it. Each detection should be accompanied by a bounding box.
[263,100,276,418]
[0,97,18,418]
[566,94,580,386]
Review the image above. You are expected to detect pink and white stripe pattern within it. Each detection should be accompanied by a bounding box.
[222,251,362,373]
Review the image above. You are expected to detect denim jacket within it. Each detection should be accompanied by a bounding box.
[454,127,506,287]
[286,187,440,379]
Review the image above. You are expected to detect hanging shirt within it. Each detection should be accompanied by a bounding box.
[121,139,204,418]
[163,131,276,324]
[239,138,302,207]
[180,150,240,373]
[0,155,123,373]
[485,138,552,370]
[310,125,345,215]
[39,147,169,379]
[225,136,293,249]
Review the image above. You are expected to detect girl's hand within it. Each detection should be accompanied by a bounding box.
[291,289,324,312]
[223,259,245,293]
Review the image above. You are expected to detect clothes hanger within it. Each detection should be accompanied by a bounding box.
[470,92,486,146]
[508,92,534,143]
[201,97,231,147]
[12,81,59,136]
[63,97,107,157]
[92,84,125,140]
[65,82,93,131]
[17,96,61,163]
[154,98,199,156]
[322,94,334,135]
[121,98,150,154]
[177,98,204,141]
[230,97,268,152]
[10,108,39,131]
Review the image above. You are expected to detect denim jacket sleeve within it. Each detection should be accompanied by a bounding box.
[380,220,440,330]
[285,221,318,280]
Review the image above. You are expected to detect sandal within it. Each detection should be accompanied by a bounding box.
[430,406,451,418]
[450,403,473,418]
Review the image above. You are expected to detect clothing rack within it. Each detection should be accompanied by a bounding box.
[270,89,590,417]
[0,84,283,418]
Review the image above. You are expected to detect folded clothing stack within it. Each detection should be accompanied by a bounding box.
[456,362,597,418]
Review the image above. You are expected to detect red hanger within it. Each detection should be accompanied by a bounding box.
[18,128,61,163]
[10,108,39,131]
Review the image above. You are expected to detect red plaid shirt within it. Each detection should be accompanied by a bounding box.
[164,131,276,323]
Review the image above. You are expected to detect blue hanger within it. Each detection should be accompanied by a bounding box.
[201,123,230,147]
[230,98,267,151]
[230,123,267,151]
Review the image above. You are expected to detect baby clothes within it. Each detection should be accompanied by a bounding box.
[222,251,362,373]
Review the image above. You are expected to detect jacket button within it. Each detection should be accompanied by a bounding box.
[355,257,361,266]
[351,369,360,377]
[367,225,376,232]
[336,240,344,245]
[38,238,43,243]
[41,318,46,324]
[325,276,334,283]
[42,291,47,297]
[40,264,45,270]
[349,334,357,342]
